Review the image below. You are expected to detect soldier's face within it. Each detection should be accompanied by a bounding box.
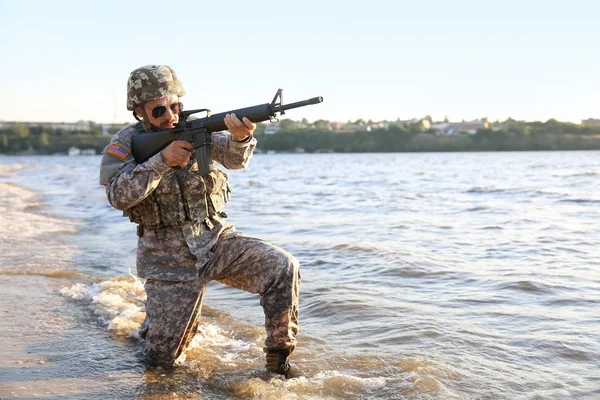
[139,95,180,129]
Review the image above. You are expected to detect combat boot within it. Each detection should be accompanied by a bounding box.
[265,346,294,377]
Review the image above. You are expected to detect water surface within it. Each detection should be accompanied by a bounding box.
[0,151,598,399]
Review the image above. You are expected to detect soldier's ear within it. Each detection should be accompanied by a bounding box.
[135,107,143,118]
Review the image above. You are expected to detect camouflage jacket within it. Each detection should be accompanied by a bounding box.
[99,121,256,280]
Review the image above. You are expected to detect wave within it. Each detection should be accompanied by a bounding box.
[331,243,375,253]
[0,268,88,279]
[461,206,490,212]
[224,356,457,399]
[0,185,78,237]
[59,274,267,349]
[467,186,570,199]
[555,171,600,177]
[466,186,521,194]
[247,180,267,187]
[0,163,34,177]
[60,274,146,337]
[0,180,80,273]
[378,265,455,279]
[495,280,566,294]
[556,198,600,204]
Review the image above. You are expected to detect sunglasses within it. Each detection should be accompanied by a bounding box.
[149,102,183,119]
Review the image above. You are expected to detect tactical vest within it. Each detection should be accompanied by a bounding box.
[127,165,231,229]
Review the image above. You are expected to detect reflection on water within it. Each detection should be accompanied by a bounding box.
[0,152,599,399]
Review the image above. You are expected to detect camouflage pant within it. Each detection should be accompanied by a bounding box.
[141,231,300,367]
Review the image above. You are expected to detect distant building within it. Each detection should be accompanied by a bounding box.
[432,120,488,135]
[331,121,346,131]
[582,118,600,127]
[342,124,361,133]
[68,147,81,156]
[366,122,389,131]
[263,124,282,135]
[68,147,96,156]
[101,124,111,136]
[389,118,431,130]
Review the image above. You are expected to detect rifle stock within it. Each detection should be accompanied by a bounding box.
[131,89,323,174]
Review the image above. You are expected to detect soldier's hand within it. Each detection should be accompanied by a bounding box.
[224,113,256,142]
[161,140,195,167]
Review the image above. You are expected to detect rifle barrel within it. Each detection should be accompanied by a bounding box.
[275,96,323,113]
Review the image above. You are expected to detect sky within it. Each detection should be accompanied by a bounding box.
[1,0,599,125]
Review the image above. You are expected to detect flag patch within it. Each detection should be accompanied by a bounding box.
[106,143,130,160]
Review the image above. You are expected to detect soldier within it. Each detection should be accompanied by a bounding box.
[99,65,299,376]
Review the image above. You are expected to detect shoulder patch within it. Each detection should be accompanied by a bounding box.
[106,143,130,160]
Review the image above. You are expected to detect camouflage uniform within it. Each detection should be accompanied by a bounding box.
[99,110,299,367]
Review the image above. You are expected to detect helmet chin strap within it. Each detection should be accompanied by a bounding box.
[134,109,156,132]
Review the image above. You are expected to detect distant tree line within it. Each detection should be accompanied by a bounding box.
[0,122,118,154]
[2,118,600,155]
[256,118,600,153]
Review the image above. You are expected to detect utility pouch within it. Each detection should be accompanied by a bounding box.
[208,169,231,214]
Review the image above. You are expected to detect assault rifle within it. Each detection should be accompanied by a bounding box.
[131,89,323,175]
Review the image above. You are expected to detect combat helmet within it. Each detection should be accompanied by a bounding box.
[126,65,185,111]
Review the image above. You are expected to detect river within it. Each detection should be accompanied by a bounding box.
[0,151,598,399]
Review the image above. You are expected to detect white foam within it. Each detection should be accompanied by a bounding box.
[60,273,251,347]
[189,324,249,350]
[312,370,389,389]
[60,273,261,366]
[59,283,96,300]
[60,273,146,337]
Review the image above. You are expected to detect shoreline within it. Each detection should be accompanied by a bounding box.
[0,167,105,398]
